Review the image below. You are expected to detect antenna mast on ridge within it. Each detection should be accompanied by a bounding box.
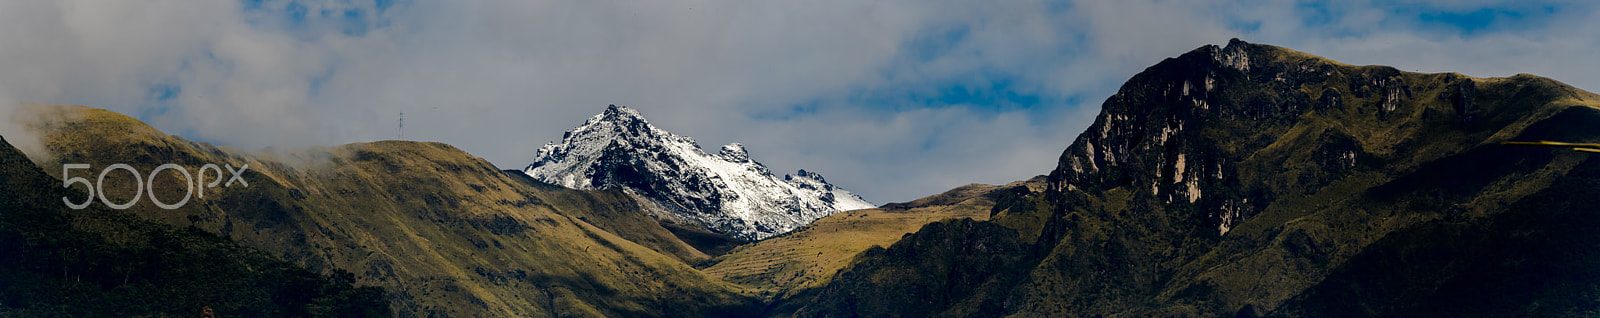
[399,111,404,139]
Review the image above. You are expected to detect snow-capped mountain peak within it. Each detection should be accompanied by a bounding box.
[524,105,875,240]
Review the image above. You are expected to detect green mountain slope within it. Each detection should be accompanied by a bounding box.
[0,135,388,317]
[1274,157,1600,317]
[13,104,756,317]
[788,39,1600,317]
[501,170,719,264]
[704,179,1043,304]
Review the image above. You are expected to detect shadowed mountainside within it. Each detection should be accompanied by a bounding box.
[0,135,389,317]
[786,39,1600,317]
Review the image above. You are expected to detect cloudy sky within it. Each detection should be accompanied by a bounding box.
[2,0,1597,203]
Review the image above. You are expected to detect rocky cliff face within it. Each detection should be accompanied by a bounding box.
[1048,38,1497,235]
[524,105,875,240]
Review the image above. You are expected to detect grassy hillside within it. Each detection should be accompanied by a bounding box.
[789,39,1600,317]
[0,135,388,317]
[14,104,756,317]
[501,170,717,264]
[703,178,1044,308]
[1274,154,1600,317]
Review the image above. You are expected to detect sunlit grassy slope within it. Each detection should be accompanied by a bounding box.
[14,104,755,317]
[501,170,714,264]
[703,178,1046,302]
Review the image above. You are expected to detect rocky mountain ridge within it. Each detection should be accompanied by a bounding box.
[789,38,1600,317]
[524,105,874,240]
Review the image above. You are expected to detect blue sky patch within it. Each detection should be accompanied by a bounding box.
[148,84,181,102]
[1410,4,1561,36]
[240,0,395,37]
[925,79,1044,110]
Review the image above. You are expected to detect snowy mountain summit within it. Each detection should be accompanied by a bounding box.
[524,105,875,240]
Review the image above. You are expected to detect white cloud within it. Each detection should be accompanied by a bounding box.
[1,0,1597,203]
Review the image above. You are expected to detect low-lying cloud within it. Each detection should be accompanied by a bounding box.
[1,0,1596,203]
